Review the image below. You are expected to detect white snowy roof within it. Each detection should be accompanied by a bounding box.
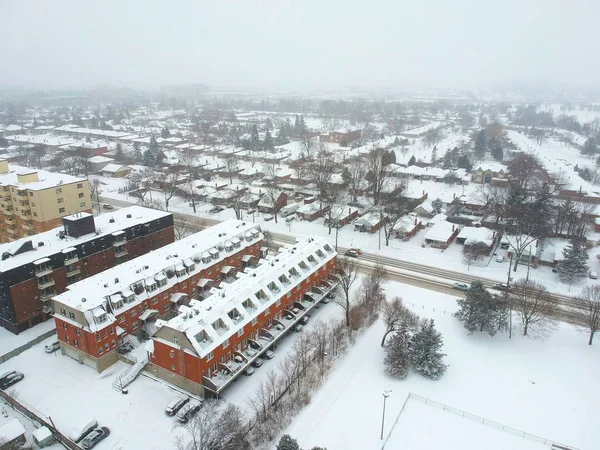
[0,206,171,272]
[102,163,130,173]
[424,220,458,242]
[474,162,507,172]
[32,426,52,442]
[53,220,262,315]
[0,163,86,191]
[354,211,384,227]
[160,236,337,358]
[0,419,25,442]
[87,155,114,164]
[457,226,495,246]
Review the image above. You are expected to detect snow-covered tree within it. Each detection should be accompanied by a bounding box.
[474,129,487,159]
[384,322,411,379]
[410,319,447,380]
[407,155,416,166]
[431,198,443,214]
[557,239,589,288]
[263,130,274,151]
[276,434,300,450]
[250,125,260,151]
[454,281,507,336]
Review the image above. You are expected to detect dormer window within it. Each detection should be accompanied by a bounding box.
[212,318,228,332]
[255,289,266,300]
[316,249,324,258]
[299,261,308,270]
[278,274,289,285]
[242,298,256,311]
[289,268,299,278]
[194,329,211,345]
[175,264,186,277]
[323,244,333,253]
[307,255,317,265]
[96,313,107,324]
[209,248,219,260]
[267,281,280,293]
[227,308,242,323]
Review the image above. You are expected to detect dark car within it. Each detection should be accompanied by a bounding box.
[81,427,110,449]
[209,206,224,214]
[492,283,509,291]
[102,204,114,210]
[344,250,359,258]
[251,358,264,368]
[299,316,309,325]
[0,371,24,390]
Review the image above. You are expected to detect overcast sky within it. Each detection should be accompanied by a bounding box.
[0,0,598,91]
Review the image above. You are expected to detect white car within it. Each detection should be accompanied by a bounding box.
[45,341,60,353]
[452,282,469,291]
[589,270,598,280]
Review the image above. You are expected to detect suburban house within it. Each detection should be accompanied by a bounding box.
[87,155,115,172]
[354,211,386,233]
[52,220,264,372]
[394,213,423,240]
[296,202,330,222]
[456,226,497,248]
[413,201,434,217]
[319,128,362,145]
[101,163,132,178]
[471,163,507,184]
[146,236,338,397]
[326,206,359,228]
[424,220,461,249]
[0,419,26,450]
[257,192,288,214]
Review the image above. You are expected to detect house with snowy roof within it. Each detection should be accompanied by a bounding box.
[424,220,461,249]
[395,213,423,240]
[354,211,386,233]
[147,235,338,397]
[471,163,507,184]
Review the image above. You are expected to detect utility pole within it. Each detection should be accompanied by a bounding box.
[380,390,392,440]
[506,253,513,339]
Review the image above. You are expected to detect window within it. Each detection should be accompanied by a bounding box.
[96,333,101,342]
[56,188,62,194]
[163,304,169,312]
[76,328,81,336]
[57,197,64,203]
[130,309,137,317]
[173,337,179,345]
[62,323,68,330]
[162,293,167,299]
[119,316,126,323]
[207,351,214,360]
[31,202,35,207]
[153,298,159,305]
[77,183,83,188]
[74,339,79,348]
[223,338,229,348]
[110,327,114,335]
[59,207,65,213]
[238,329,243,337]
[80,202,86,208]
[171,364,176,371]
[66,336,70,344]
[252,318,257,326]
[103,330,107,338]
[170,350,175,358]
[29,191,33,197]
[78,193,84,198]
[132,321,138,329]
[59,307,66,316]
[105,343,109,351]
[181,282,187,289]
[111,340,116,348]
[33,212,37,217]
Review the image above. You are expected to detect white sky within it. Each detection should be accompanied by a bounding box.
[0,0,598,90]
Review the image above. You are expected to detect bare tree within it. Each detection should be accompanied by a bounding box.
[358,263,387,325]
[162,170,181,212]
[334,256,359,327]
[223,154,238,184]
[381,183,408,246]
[366,148,390,205]
[511,279,557,336]
[506,153,546,190]
[462,242,490,270]
[90,178,102,213]
[263,185,282,224]
[180,149,200,213]
[381,297,409,347]
[471,184,508,223]
[323,189,348,237]
[307,144,337,198]
[344,158,367,202]
[175,400,250,450]
[573,285,600,345]
[173,217,206,240]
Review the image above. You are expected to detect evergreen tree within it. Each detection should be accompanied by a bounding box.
[490,142,504,161]
[582,137,598,157]
[457,154,472,171]
[382,149,396,166]
[409,319,447,380]
[407,155,416,166]
[161,127,171,139]
[383,322,411,379]
[454,281,507,336]
[264,130,274,151]
[557,238,589,287]
[250,125,260,151]
[431,198,443,214]
[276,434,300,450]
[115,143,124,159]
[142,148,155,166]
[133,143,142,164]
[294,115,301,137]
[430,145,438,165]
[91,116,98,129]
[533,182,555,237]
[341,167,351,184]
[474,129,487,159]
[265,117,273,130]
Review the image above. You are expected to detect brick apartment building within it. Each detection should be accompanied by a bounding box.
[52,220,265,372]
[0,160,92,243]
[0,206,174,334]
[147,236,338,397]
[319,128,362,145]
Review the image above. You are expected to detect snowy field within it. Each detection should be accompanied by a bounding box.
[0,319,55,357]
[285,282,599,450]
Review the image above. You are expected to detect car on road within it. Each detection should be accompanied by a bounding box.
[81,427,110,449]
[452,282,470,291]
[590,270,598,279]
[299,316,309,325]
[102,204,114,210]
[165,397,189,416]
[44,341,60,353]
[246,208,256,215]
[209,206,224,214]
[0,371,24,390]
[263,349,275,359]
[176,401,202,424]
[326,292,336,299]
[492,283,509,291]
[251,358,264,368]
[264,215,274,221]
[285,216,295,223]
[243,366,255,376]
[344,250,359,258]
[294,324,304,332]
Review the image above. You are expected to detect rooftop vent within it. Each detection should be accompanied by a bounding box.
[193,309,199,315]
[81,298,86,303]
[126,214,132,218]
[114,278,119,284]
[1,252,9,260]
[38,242,44,247]
[103,283,108,288]
[109,218,115,223]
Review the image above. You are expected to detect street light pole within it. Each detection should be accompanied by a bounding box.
[380,390,392,440]
[506,253,513,339]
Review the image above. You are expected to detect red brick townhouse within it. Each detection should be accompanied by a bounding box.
[146,236,338,397]
[52,220,264,372]
[0,206,174,334]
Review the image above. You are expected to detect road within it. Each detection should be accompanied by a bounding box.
[99,196,582,319]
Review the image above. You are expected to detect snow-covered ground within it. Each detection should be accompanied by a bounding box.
[0,320,56,357]
[285,282,599,450]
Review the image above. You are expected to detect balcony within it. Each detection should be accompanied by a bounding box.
[112,231,126,246]
[38,278,55,290]
[42,302,53,314]
[114,247,128,258]
[66,267,81,278]
[35,266,53,277]
[64,254,79,266]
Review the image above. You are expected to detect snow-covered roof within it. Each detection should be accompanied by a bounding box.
[101,163,130,173]
[0,419,25,442]
[474,162,507,173]
[87,155,114,164]
[53,220,263,322]
[159,235,336,359]
[457,226,495,246]
[0,163,86,191]
[424,220,458,242]
[0,206,171,272]
[354,211,384,227]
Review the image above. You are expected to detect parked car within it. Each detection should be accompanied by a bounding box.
[348,248,362,255]
[452,282,470,291]
[243,366,255,376]
[165,397,189,416]
[81,427,110,449]
[294,324,304,332]
[492,283,509,291]
[285,216,295,223]
[495,254,505,263]
[344,250,359,258]
[176,400,202,423]
[263,349,275,359]
[246,208,256,215]
[71,420,98,444]
[209,206,224,214]
[102,204,114,210]
[326,292,336,299]
[251,358,264,368]
[0,371,24,390]
[590,270,598,279]
[44,340,60,353]
[264,215,274,221]
[299,316,309,325]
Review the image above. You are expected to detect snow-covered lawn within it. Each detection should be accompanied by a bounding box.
[285,282,599,450]
[0,320,56,357]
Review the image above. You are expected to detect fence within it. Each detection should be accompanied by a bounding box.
[0,328,56,364]
[0,389,79,450]
[382,393,580,450]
